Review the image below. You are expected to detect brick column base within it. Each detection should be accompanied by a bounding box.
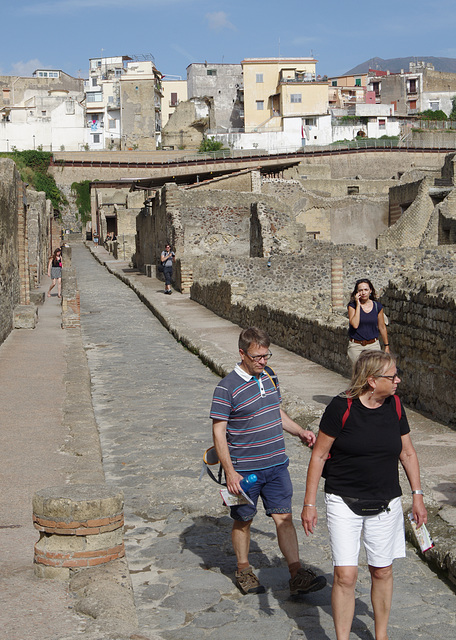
[33,484,124,580]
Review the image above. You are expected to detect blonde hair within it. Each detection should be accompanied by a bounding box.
[345,350,396,399]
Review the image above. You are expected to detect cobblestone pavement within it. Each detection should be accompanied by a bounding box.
[73,243,456,640]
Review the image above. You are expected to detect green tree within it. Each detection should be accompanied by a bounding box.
[418,109,448,121]
[449,96,456,120]
[71,180,91,225]
[198,137,225,152]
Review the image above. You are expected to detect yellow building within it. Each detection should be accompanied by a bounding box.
[242,58,328,132]
[161,79,187,128]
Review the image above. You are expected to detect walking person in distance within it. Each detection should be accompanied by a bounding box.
[47,247,62,298]
[347,278,390,366]
[161,242,175,295]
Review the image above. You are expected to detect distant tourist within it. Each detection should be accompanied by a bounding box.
[161,242,175,295]
[210,326,327,596]
[47,247,62,299]
[302,350,427,640]
[93,232,99,248]
[347,278,389,366]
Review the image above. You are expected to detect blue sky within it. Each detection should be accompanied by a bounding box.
[2,0,456,80]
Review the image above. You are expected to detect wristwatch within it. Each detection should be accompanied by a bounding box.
[411,489,424,495]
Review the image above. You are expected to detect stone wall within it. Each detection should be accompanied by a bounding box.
[0,160,21,344]
[381,275,456,424]
[377,177,435,250]
[27,190,50,290]
[190,268,456,426]
[0,159,51,345]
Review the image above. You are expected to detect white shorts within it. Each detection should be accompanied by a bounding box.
[325,493,406,567]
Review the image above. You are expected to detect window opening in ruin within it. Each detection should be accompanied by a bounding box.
[347,186,359,195]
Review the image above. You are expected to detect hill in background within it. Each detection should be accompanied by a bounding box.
[345,56,456,75]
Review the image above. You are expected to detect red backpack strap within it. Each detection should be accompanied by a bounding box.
[394,394,402,421]
[342,396,352,429]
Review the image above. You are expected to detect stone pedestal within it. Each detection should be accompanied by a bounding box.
[14,304,38,329]
[33,484,124,580]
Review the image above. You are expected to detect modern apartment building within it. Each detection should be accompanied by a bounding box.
[367,61,456,117]
[327,73,373,109]
[234,57,330,149]
[86,54,162,150]
[0,69,85,152]
[161,79,187,128]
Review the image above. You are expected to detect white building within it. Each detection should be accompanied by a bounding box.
[0,69,85,152]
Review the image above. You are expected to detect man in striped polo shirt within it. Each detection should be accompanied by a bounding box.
[211,327,327,596]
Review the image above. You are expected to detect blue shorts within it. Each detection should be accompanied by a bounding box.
[230,461,293,522]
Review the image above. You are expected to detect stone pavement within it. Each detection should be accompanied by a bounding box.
[78,241,456,640]
[1,237,456,640]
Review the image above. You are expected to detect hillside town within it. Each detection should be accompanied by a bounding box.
[2,54,456,153]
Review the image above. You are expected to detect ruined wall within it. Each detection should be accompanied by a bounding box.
[382,275,456,425]
[27,190,50,289]
[377,177,435,250]
[262,177,389,247]
[0,159,50,344]
[0,160,21,344]
[191,245,456,305]
[190,266,456,426]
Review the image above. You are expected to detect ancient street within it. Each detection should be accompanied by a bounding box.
[73,242,456,640]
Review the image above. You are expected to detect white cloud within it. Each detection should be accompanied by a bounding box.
[206,11,236,32]
[11,59,46,76]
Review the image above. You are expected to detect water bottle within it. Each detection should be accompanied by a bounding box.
[240,474,257,493]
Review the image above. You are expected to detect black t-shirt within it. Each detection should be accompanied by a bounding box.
[320,395,410,500]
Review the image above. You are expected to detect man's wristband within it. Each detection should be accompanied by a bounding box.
[303,504,316,507]
[412,489,424,495]
[384,343,389,346]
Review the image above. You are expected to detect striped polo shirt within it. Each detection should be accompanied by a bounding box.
[210,364,288,472]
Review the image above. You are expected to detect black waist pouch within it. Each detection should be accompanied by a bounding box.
[342,496,391,516]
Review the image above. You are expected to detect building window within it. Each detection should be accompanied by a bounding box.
[256,74,263,83]
[115,69,122,77]
[87,92,103,102]
[92,78,98,87]
[332,80,337,86]
[408,78,417,93]
[207,69,217,76]
[305,118,316,126]
[379,119,386,129]
[429,101,440,111]
[93,134,100,143]
[409,100,417,110]
[347,186,359,195]
[256,100,264,110]
[170,92,178,106]
[355,78,361,86]
[290,94,302,103]
[109,119,116,129]
[41,110,47,116]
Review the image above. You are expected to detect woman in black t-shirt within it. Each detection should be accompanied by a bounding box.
[301,350,427,640]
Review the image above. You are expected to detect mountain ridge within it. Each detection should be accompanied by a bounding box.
[344,56,456,75]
